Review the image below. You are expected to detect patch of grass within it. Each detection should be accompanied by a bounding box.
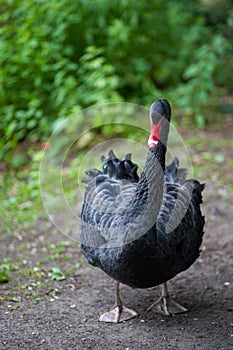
[0,232,81,303]
[228,159,233,168]
[183,128,232,194]
[64,263,80,277]
[0,259,17,283]
[0,151,42,235]
[186,136,233,150]
[44,242,74,262]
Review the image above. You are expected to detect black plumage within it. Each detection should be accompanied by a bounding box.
[80,98,205,322]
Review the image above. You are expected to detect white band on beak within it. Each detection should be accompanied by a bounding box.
[148,139,158,148]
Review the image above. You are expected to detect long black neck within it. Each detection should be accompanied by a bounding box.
[126,141,167,240]
[130,100,170,231]
[150,139,167,171]
[136,140,166,194]
[108,98,170,244]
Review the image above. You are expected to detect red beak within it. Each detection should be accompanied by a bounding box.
[148,118,163,148]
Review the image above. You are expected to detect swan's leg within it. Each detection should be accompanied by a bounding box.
[99,281,137,323]
[147,282,188,316]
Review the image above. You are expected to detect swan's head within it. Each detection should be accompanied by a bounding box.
[148,98,171,148]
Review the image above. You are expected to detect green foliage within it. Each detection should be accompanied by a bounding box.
[0,0,121,158]
[169,34,232,127]
[0,0,232,158]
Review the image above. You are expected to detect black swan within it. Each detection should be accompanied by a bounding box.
[80,98,205,323]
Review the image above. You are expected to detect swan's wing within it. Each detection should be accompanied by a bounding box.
[81,150,143,247]
[158,181,194,234]
[157,157,204,259]
[81,177,137,247]
[157,178,205,267]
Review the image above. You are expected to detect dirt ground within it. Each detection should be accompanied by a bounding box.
[1,131,233,349]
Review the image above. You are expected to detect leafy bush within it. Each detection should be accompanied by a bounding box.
[0,0,232,159]
[169,34,232,127]
[0,0,121,159]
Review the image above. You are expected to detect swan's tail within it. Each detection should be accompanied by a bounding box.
[83,150,139,184]
[165,157,205,203]
[165,157,187,184]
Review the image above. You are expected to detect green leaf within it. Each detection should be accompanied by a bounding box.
[49,267,66,281]
[0,270,9,283]
[4,296,21,302]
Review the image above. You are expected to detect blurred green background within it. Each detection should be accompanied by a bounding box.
[0,0,232,162]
